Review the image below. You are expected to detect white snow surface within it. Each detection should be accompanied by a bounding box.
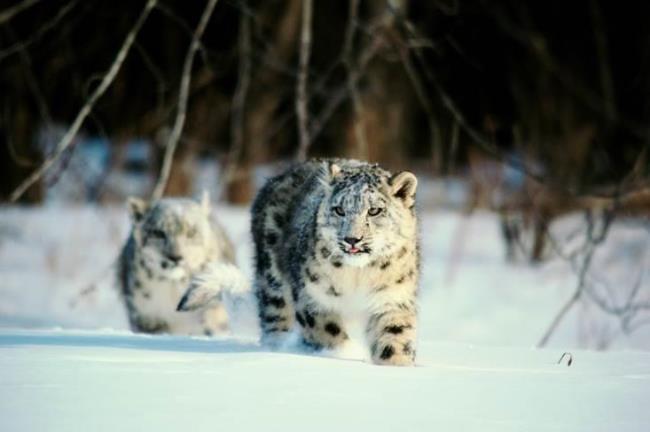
[1,329,649,432]
[1,199,649,431]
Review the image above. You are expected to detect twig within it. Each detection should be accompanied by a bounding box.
[9,0,158,203]
[538,288,581,348]
[537,211,613,347]
[557,352,573,366]
[295,0,312,161]
[0,0,42,25]
[151,0,219,200]
[0,0,78,62]
[219,4,251,200]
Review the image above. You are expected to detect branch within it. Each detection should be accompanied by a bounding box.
[0,0,42,25]
[9,0,158,203]
[219,4,251,199]
[0,0,78,62]
[537,210,614,347]
[295,0,313,161]
[151,0,219,200]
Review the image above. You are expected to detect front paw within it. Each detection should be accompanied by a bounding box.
[371,343,416,366]
[177,277,221,312]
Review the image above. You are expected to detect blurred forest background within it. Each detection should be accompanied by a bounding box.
[1,0,650,349]
[2,0,649,205]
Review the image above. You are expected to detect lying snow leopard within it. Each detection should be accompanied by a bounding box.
[118,193,247,335]
[252,159,419,366]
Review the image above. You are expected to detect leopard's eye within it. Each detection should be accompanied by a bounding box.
[368,207,383,216]
[332,206,345,216]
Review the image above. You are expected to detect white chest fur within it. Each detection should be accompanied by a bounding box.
[306,262,377,310]
[305,251,416,318]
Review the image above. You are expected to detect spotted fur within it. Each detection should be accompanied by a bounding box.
[252,159,419,365]
[118,194,237,336]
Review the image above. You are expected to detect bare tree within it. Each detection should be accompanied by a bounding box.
[151,0,219,200]
[538,198,650,347]
[9,0,158,203]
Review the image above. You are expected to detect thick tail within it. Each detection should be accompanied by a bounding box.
[177,262,250,312]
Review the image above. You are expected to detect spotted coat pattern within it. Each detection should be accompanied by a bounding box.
[118,196,235,335]
[252,159,420,366]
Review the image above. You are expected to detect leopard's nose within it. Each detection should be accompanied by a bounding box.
[344,237,362,247]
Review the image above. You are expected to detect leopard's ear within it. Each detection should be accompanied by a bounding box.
[317,160,342,187]
[389,171,417,208]
[330,163,341,178]
[127,197,148,223]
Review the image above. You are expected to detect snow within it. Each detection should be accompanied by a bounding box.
[1,329,649,432]
[1,191,649,430]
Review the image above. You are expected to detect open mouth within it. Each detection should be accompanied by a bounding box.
[341,245,370,255]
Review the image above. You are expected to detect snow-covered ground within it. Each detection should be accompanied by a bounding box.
[2,329,649,432]
[1,194,649,431]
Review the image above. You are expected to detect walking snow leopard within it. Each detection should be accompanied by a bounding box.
[252,159,420,366]
[119,193,247,335]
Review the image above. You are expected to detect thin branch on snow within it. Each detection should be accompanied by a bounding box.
[538,210,614,347]
[557,352,573,366]
[295,0,313,162]
[151,0,219,201]
[9,0,158,203]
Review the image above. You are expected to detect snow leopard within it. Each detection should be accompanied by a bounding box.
[118,193,248,335]
[252,159,420,366]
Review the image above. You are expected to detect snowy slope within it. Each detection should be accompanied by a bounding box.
[1,329,649,432]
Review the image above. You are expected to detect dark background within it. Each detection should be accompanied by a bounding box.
[1,0,649,203]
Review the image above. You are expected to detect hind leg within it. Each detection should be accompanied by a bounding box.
[256,271,295,346]
[253,201,296,345]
